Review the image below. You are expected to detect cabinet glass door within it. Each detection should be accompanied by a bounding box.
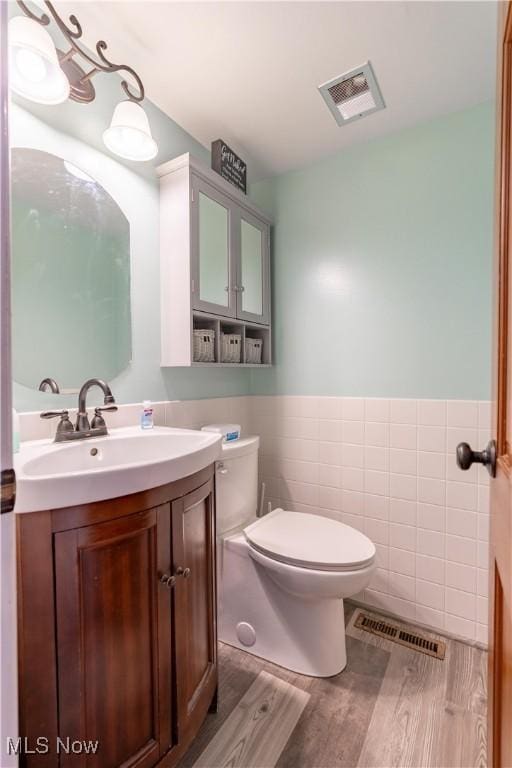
[237,209,269,324]
[192,176,235,316]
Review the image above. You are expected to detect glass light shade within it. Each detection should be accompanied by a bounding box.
[103,100,158,162]
[8,16,70,105]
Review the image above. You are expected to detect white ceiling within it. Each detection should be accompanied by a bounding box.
[67,1,497,180]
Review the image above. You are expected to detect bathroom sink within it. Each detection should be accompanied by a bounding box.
[14,426,222,513]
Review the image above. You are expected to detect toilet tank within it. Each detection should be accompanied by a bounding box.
[215,436,259,536]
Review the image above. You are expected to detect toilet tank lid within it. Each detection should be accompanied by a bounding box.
[220,435,259,458]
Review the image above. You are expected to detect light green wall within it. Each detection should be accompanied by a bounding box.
[13,92,495,411]
[250,102,495,400]
[11,105,250,411]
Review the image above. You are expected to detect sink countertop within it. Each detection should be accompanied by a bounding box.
[14,426,222,514]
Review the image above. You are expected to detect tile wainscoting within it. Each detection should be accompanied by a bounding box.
[18,395,490,645]
[17,396,252,442]
[246,396,491,646]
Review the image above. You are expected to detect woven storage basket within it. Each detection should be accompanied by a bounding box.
[245,337,263,364]
[193,329,215,362]
[221,333,241,363]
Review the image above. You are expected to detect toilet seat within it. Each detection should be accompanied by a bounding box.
[244,508,376,572]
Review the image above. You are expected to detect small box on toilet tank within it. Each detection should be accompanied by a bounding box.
[201,423,241,442]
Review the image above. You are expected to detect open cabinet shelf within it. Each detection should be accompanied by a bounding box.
[191,312,272,366]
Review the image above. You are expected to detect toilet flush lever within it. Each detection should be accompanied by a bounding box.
[217,461,228,475]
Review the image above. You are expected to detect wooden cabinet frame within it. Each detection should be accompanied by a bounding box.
[17,466,216,768]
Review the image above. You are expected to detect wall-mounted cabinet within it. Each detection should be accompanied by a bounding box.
[158,154,273,367]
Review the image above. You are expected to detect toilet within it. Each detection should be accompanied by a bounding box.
[216,435,376,677]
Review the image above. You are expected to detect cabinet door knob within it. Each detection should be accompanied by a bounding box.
[175,566,191,578]
[159,573,176,588]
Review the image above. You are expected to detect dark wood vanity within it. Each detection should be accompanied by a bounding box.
[17,465,217,768]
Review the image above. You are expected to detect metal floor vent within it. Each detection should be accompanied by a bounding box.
[354,611,446,660]
[318,61,385,127]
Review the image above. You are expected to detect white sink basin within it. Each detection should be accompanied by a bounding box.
[14,426,222,513]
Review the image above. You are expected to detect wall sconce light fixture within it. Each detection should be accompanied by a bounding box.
[9,1,158,161]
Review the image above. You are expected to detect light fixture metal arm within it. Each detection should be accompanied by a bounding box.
[15,1,50,26]
[16,0,145,102]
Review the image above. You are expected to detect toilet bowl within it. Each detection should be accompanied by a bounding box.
[215,435,376,677]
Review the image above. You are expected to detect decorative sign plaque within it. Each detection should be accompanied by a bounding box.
[211,139,247,194]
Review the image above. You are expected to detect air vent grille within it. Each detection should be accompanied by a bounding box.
[327,73,369,105]
[354,611,446,660]
[318,61,385,127]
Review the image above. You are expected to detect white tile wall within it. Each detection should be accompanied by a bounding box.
[18,396,252,441]
[248,396,491,645]
[18,394,490,645]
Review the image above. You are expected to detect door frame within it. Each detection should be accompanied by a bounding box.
[0,3,19,765]
[489,2,512,765]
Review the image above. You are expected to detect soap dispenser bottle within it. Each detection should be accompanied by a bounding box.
[141,400,154,430]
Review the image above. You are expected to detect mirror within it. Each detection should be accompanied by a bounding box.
[241,218,263,316]
[11,148,131,393]
[198,190,229,307]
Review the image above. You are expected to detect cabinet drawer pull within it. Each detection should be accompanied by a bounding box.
[160,573,176,588]
[175,566,191,579]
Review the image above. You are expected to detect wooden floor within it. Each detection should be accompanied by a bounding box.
[180,602,488,768]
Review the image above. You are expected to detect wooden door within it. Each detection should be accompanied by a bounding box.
[490,3,512,765]
[172,479,217,745]
[54,506,172,768]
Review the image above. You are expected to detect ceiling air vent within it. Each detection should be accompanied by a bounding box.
[318,61,385,127]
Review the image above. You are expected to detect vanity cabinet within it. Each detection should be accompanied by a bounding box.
[17,467,217,768]
[158,153,273,367]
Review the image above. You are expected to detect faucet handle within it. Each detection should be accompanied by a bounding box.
[40,410,74,439]
[91,405,118,430]
[40,409,69,419]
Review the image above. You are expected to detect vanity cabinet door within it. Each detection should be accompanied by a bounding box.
[191,175,236,317]
[172,479,217,745]
[54,506,172,768]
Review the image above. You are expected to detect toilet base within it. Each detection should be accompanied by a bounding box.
[218,533,348,677]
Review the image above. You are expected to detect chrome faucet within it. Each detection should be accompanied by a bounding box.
[41,378,117,442]
[76,378,116,432]
[38,377,60,394]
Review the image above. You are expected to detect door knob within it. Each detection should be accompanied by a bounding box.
[456,439,497,478]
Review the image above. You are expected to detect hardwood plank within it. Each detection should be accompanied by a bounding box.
[178,604,488,768]
[276,636,390,768]
[432,705,487,768]
[356,641,447,768]
[445,639,488,716]
[192,671,309,768]
[351,607,488,768]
